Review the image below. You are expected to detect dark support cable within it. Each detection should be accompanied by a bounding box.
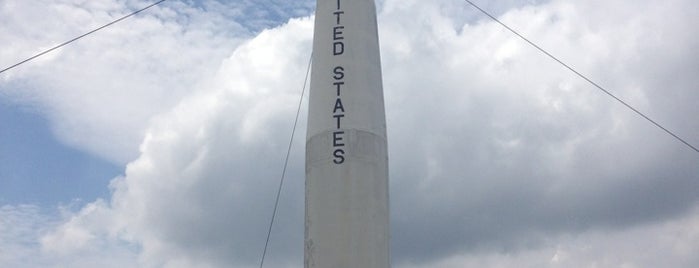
[0,0,168,75]
[462,0,699,154]
[259,55,312,268]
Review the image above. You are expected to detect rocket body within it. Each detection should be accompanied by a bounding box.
[305,0,390,267]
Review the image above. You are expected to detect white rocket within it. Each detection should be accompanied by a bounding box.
[305,0,390,267]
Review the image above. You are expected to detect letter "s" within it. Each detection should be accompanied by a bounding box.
[333,149,345,164]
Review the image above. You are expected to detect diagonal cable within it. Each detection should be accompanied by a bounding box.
[462,0,699,154]
[0,0,168,75]
[259,54,312,268]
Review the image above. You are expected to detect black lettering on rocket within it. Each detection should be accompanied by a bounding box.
[332,0,347,165]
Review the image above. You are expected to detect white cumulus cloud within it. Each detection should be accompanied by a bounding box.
[2,0,699,267]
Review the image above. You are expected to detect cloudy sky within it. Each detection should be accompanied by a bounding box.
[1,0,698,267]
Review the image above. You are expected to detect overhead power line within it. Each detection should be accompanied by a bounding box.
[259,55,312,268]
[0,0,168,75]
[462,0,699,154]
